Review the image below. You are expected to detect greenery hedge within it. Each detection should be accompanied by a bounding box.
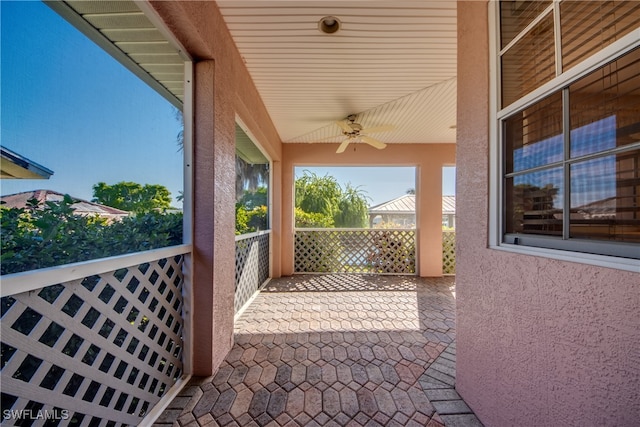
[1,195,182,275]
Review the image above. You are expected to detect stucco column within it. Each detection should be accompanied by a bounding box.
[417,162,443,276]
[281,160,295,276]
[270,160,283,278]
[191,60,236,375]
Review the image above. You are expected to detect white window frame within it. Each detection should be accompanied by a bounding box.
[488,1,640,272]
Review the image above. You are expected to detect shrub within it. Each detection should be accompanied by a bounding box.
[236,205,268,235]
[1,196,183,275]
[294,207,334,228]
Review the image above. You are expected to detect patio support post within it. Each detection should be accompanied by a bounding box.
[417,160,445,276]
[270,160,283,278]
[281,158,296,276]
[192,59,236,375]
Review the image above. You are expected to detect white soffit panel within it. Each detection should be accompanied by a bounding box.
[47,0,185,107]
[217,1,458,144]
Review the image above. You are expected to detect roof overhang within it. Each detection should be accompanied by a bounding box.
[45,0,188,109]
[1,147,54,180]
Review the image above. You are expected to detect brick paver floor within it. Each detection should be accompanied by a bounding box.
[155,274,482,426]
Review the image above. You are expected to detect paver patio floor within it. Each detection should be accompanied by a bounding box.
[155,275,482,427]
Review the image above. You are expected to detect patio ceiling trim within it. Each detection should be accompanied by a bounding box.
[44,0,188,109]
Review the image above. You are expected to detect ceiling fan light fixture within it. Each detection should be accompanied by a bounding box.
[319,16,341,34]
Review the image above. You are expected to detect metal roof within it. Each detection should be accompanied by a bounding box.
[369,194,455,215]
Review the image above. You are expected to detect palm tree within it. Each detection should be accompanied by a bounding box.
[236,157,268,201]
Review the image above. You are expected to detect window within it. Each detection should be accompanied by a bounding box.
[497,1,640,261]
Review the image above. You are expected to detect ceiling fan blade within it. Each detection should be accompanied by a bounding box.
[359,125,395,134]
[361,136,387,150]
[336,120,353,133]
[336,138,351,153]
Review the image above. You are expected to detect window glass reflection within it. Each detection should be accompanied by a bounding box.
[561,1,640,72]
[500,0,551,49]
[570,150,640,242]
[505,92,563,173]
[501,14,555,108]
[569,47,640,158]
[506,167,563,236]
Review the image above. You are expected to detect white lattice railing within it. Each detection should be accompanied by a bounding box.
[235,231,270,314]
[443,230,456,274]
[0,245,190,426]
[295,228,416,274]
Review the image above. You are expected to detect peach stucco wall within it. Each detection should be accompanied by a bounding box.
[282,143,455,277]
[456,3,640,426]
[150,1,282,376]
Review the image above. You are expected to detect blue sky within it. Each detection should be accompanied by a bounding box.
[1,1,183,204]
[297,166,455,206]
[1,1,455,208]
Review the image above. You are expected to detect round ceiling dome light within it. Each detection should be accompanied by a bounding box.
[318,16,341,34]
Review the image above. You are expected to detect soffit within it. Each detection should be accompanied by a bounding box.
[236,125,269,164]
[48,0,185,108]
[216,1,458,145]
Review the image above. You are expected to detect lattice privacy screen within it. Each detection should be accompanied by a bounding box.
[235,232,270,313]
[1,255,185,426]
[295,229,416,274]
[443,231,456,274]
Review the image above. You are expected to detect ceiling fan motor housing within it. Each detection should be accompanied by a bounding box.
[349,122,363,132]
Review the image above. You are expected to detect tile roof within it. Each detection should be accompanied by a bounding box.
[1,190,129,218]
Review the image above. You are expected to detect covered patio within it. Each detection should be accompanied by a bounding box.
[2,1,638,426]
[154,275,480,427]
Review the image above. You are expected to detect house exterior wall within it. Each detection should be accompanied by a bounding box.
[149,1,282,376]
[282,143,455,277]
[456,3,640,426]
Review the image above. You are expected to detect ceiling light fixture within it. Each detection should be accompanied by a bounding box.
[318,16,341,34]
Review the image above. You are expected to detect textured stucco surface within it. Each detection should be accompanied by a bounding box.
[455,2,640,426]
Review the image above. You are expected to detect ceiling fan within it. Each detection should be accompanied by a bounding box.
[334,115,394,153]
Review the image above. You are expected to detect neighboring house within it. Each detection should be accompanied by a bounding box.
[0,146,54,179]
[0,189,129,221]
[368,194,455,228]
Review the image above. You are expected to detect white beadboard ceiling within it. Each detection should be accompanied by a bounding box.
[50,1,457,146]
[216,1,458,145]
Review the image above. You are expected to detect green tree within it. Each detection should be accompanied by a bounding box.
[294,207,335,228]
[238,186,267,210]
[236,156,269,199]
[336,184,370,228]
[294,171,370,228]
[92,181,172,214]
[295,171,341,222]
[235,204,268,235]
[236,186,268,235]
[1,196,183,275]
